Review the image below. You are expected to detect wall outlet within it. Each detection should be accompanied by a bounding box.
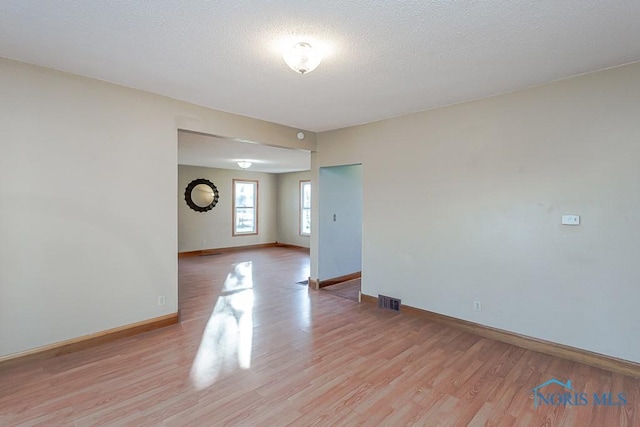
[474,301,482,311]
[157,295,166,306]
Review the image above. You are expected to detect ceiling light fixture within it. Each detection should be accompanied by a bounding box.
[237,160,252,169]
[283,42,322,75]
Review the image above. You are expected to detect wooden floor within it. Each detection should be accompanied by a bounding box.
[322,278,361,302]
[1,247,638,426]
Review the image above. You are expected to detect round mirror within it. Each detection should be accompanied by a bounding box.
[191,184,214,207]
[185,178,219,212]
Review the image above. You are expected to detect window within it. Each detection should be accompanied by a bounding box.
[300,180,311,236]
[233,180,258,235]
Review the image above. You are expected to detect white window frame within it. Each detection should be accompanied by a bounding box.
[233,179,258,236]
[300,180,311,236]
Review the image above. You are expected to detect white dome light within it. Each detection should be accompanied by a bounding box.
[237,161,252,169]
[283,42,322,75]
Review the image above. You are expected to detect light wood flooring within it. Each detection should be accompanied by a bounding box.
[321,278,361,302]
[1,247,638,426]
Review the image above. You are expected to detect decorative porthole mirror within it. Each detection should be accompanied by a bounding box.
[184,178,219,212]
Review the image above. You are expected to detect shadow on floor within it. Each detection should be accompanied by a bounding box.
[321,278,361,302]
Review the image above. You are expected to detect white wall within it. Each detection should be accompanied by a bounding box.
[0,58,315,358]
[276,171,311,248]
[318,165,362,280]
[314,62,640,363]
[178,165,277,251]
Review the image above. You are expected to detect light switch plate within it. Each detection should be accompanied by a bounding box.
[561,215,580,225]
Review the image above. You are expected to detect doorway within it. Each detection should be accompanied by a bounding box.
[317,164,363,301]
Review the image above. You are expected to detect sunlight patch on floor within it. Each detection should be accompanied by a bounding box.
[190,261,254,390]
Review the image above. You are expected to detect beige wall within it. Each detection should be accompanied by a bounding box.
[4,52,639,365]
[276,171,311,248]
[178,165,278,251]
[0,58,314,358]
[314,62,640,362]
[178,167,311,252]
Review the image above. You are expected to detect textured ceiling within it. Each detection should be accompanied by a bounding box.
[1,1,640,133]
